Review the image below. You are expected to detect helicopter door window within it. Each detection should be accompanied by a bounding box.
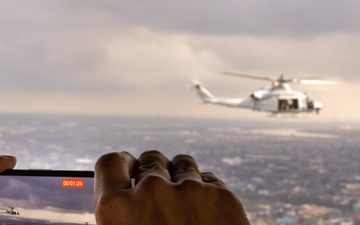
[279,100,287,111]
[292,99,299,109]
[279,99,298,111]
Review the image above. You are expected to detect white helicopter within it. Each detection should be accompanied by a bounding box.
[1,206,20,215]
[194,72,335,116]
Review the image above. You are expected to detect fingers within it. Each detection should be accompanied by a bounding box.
[135,151,226,188]
[170,155,226,188]
[95,150,226,193]
[0,155,17,173]
[135,150,171,184]
[170,154,202,183]
[94,152,137,197]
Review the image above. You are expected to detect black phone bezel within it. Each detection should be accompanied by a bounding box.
[0,169,94,177]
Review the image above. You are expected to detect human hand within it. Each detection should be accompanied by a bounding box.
[94,150,250,225]
[0,155,17,173]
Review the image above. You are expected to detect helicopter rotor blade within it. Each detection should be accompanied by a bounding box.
[222,71,275,82]
[223,71,337,85]
[287,77,337,85]
[296,79,338,85]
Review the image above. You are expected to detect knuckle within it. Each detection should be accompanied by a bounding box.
[173,166,198,175]
[95,153,117,171]
[139,174,169,187]
[171,154,198,167]
[201,172,226,187]
[141,149,162,155]
[0,156,16,169]
[138,161,165,171]
[136,163,171,182]
[172,168,202,183]
[136,175,172,196]
[172,154,195,161]
[177,178,203,191]
[95,152,117,165]
[139,150,166,160]
[95,152,131,171]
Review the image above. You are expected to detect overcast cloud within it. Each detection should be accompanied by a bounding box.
[101,0,360,36]
[0,0,359,121]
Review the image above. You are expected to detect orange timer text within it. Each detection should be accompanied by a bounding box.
[62,179,85,188]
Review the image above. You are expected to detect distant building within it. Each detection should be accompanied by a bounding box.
[353,203,360,225]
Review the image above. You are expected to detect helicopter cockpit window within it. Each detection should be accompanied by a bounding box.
[304,93,314,109]
[307,98,314,109]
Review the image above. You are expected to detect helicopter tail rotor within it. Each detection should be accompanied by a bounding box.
[193,82,214,103]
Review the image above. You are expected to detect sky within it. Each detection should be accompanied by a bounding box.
[0,0,359,122]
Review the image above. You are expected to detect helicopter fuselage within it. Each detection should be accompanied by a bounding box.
[195,82,323,115]
[250,83,321,113]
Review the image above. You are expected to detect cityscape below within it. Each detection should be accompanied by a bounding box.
[0,114,359,225]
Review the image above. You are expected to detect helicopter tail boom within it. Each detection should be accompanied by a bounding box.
[194,83,253,109]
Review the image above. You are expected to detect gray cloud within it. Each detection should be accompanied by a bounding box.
[3,1,360,37]
[1,0,359,92]
[0,0,359,120]
[99,0,360,36]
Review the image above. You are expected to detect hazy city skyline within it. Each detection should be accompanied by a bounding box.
[1,1,359,122]
[0,114,358,224]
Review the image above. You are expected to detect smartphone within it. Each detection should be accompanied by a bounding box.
[0,169,95,225]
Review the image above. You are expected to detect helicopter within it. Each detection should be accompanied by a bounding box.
[1,206,20,215]
[194,72,336,116]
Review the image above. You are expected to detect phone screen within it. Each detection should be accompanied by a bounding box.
[0,170,95,225]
